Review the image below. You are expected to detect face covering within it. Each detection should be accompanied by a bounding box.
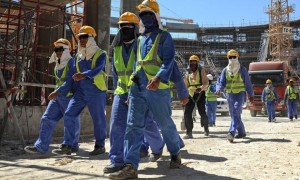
[140,14,158,33]
[190,63,198,72]
[121,27,135,42]
[227,58,240,76]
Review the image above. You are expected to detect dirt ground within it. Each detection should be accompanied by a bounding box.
[0,110,300,180]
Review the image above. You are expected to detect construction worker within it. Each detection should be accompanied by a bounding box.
[216,49,254,143]
[109,0,182,179]
[49,26,108,155]
[183,54,209,139]
[206,74,217,126]
[104,12,164,173]
[284,79,299,121]
[261,79,279,122]
[24,39,80,154]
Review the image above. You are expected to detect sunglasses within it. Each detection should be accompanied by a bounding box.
[228,56,237,59]
[78,34,89,40]
[54,46,65,52]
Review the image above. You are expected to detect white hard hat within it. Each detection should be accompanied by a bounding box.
[207,74,213,80]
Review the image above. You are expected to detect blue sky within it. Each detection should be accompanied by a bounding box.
[156,0,300,27]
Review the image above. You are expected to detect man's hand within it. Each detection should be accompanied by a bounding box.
[146,76,160,91]
[72,73,87,81]
[249,96,254,103]
[180,97,189,105]
[195,88,202,93]
[48,91,59,100]
[216,90,221,97]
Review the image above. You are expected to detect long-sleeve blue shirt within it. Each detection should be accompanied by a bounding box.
[136,29,175,86]
[216,66,254,97]
[261,86,279,102]
[57,52,106,96]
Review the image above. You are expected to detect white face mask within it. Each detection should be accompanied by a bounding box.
[267,84,271,88]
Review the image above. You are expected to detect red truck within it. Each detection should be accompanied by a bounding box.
[247,61,289,117]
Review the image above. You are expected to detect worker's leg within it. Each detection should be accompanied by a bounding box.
[227,93,245,136]
[184,96,195,135]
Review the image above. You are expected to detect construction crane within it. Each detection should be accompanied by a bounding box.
[160,16,193,24]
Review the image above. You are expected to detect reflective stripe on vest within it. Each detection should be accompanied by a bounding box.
[186,70,201,97]
[264,88,276,101]
[225,71,245,93]
[114,46,135,94]
[287,86,297,100]
[135,32,169,89]
[54,65,73,97]
[76,49,107,91]
[206,85,217,101]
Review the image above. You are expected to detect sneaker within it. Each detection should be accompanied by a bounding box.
[109,164,137,180]
[235,134,246,139]
[60,144,78,153]
[24,146,41,154]
[183,133,193,139]
[52,145,72,155]
[169,153,181,169]
[227,133,234,143]
[204,129,209,136]
[140,150,149,158]
[104,164,124,174]
[89,145,105,156]
[149,151,163,162]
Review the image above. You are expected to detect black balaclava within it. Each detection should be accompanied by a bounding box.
[190,63,198,72]
[120,23,135,43]
[140,11,158,33]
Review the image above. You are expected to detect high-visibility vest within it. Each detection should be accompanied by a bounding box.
[287,86,297,100]
[54,64,72,96]
[225,71,245,94]
[264,87,275,101]
[133,31,169,89]
[186,70,201,97]
[76,49,108,91]
[113,46,135,94]
[206,85,217,101]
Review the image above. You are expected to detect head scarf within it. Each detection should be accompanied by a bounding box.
[77,36,99,60]
[226,58,240,76]
[49,43,72,70]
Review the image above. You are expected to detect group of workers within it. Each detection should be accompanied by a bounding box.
[22,0,299,179]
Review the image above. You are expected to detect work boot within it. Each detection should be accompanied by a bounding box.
[24,146,41,154]
[227,133,234,143]
[89,145,105,156]
[52,144,72,155]
[204,128,209,136]
[103,164,124,174]
[183,132,193,139]
[109,164,137,180]
[235,134,246,139]
[169,153,181,169]
[149,151,163,162]
[60,144,78,153]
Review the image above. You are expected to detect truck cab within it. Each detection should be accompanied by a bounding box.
[247,61,288,117]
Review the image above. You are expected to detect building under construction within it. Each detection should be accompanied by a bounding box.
[0,0,300,142]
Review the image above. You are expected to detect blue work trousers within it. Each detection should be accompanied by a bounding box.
[109,93,164,166]
[34,95,80,153]
[265,100,276,120]
[287,99,298,118]
[227,92,246,136]
[206,101,217,124]
[63,90,106,147]
[124,84,180,170]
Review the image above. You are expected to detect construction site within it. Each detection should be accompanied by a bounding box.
[0,0,300,179]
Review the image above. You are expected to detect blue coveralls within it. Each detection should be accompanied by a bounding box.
[285,85,298,119]
[216,66,254,136]
[140,62,187,154]
[109,44,164,166]
[261,86,279,121]
[57,53,107,148]
[206,84,217,125]
[124,29,180,170]
[34,59,80,153]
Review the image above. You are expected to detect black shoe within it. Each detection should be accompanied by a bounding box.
[140,150,149,158]
[52,144,72,155]
[109,164,137,179]
[103,164,124,174]
[183,132,193,139]
[204,129,209,136]
[213,123,216,127]
[295,115,298,119]
[60,144,78,153]
[169,153,181,169]
[24,146,41,154]
[235,134,246,139]
[149,151,163,162]
[290,118,293,121]
[89,145,105,156]
[268,119,271,122]
[208,123,213,127]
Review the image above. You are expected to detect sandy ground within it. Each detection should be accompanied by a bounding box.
[0,110,300,180]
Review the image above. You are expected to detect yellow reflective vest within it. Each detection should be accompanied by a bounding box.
[54,63,72,96]
[206,85,217,101]
[225,71,245,94]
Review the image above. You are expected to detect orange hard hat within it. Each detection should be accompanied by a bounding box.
[227,49,239,58]
[137,0,160,14]
[118,12,139,25]
[53,38,71,51]
[189,55,200,62]
[75,25,96,39]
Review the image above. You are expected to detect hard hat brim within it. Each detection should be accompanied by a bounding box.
[118,20,139,25]
[75,32,89,38]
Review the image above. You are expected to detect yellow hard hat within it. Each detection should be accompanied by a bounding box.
[137,0,160,14]
[227,49,239,58]
[53,38,72,51]
[76,25,96,39]
[189,55,200,62]
[289,79,294,82]
[118,12,139,25]
[266,79,272,84]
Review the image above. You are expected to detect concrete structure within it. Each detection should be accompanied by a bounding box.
[120,0,143,15]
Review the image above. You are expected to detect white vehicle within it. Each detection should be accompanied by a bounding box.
[217,92,229,116]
